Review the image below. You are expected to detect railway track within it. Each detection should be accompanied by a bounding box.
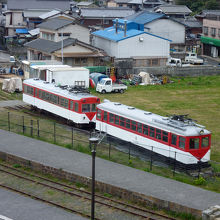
[0,163,176,220]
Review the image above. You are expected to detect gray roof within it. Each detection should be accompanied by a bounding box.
[7,0,70,10]
[37,18,74,30]
[198,10,220,17]
[173,17,202,28]
[23,9,51,18]
[80,7,135,18]
[24,38,77,53]
[24,37,106,56]
[155,5,192,14]
[114,0,131,3]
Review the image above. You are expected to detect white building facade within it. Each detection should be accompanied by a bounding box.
[92,20,171,67]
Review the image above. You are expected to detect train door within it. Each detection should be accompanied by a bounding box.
[103,111,108,133]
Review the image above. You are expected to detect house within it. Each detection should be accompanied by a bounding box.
[78,7,135,29]
[126,11,185,51]
[92,19,171,67]
[172,16,202,52]
[4,0,70,36]
[37,17,90,44]
[154,5,192,18]
[200,11,220,57]
[25,37,107,67]
[107,0,164,10]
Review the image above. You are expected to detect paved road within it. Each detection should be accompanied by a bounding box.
[0,129,219,214]
[0,100,26,108]
[0,187,87,220]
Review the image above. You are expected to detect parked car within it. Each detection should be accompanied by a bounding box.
[185,52,203,65]
[96,78,127,94]
[166,58,190,67]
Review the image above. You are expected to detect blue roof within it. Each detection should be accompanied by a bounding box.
[125,11,165,25]
[92,27,145,42]
[16,29,29,34]
[92,26,171,42]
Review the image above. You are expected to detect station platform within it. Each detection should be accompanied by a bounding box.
[0,129,219,218]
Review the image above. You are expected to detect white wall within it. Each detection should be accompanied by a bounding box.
[92,36,118,57]
[40,23,90,44]
[145,19,185,44]
[93,33,170,58]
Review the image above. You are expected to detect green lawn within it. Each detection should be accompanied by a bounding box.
[91,75,220,162]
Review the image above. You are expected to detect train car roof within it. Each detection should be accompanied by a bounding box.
[97,101,211,136]
[23,79,98,101]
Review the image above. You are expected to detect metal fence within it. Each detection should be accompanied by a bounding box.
[0,111,219,180]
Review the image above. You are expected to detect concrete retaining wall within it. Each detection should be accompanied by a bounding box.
[133,66,220,77]
[0,150,202,218]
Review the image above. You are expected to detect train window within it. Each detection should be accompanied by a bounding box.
[65,99,68,108]
[202,137,209,148]
[42,91,45,100]
[109,113,114,123]
[27,86,34,95]
[34,89,37,97]
[23,85,27,93]
[70,101,74,110]
[137,123,142,133]
[115,115,119,125]
[143,125,148,135]
[75,102,79,112]
[179,137,185,149]
[97,109,102,120]
[120,117,125,127]
[103,111,108,121]
[156,129,161,140]
[91,104,96,112]
[126,119,130,129]
[149,127,155,138]
[171,134,177,146]
[189,138,199,149]
[131,121,137,131]
[82,104,90,112]
[162,131,168,142]
[38,90,42,98]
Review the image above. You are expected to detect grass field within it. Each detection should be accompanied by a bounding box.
[91,75,220,162]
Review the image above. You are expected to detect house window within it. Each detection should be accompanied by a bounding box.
[103,20,109,25]
[152,59,159,66]
[211,28,216,36]
[203,26,208,35]
[218,29,220,37]
[42,32,54,41]
[58,33,71,37]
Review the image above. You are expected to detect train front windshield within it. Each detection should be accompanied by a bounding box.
[189,136,210,150]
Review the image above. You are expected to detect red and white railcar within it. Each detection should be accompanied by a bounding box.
[23,79,100,125]
[96,101,211,166]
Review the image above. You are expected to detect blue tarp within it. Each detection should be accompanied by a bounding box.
[16,29,29,34]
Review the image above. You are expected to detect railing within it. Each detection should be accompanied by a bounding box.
[0,111,219,181]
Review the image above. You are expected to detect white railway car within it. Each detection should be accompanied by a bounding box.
[23,79,100,125]
[96,101,211,167]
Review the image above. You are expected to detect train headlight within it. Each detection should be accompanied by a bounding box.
[200,129,204,135]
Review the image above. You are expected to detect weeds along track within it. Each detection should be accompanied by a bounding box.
[0,163,176,220]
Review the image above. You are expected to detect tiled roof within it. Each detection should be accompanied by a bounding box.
[24,38,77,53]
[125,11,165,24]
[37,18,74,30]
[173,17,202,28]
[155,5,192,14]
[7,0,70,10]
[80,7,135,18]
[24,38,107,56]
